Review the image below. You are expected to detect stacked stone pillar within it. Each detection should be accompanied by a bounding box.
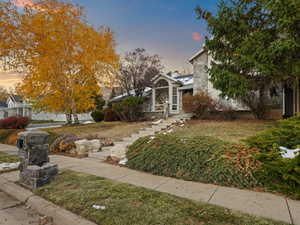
[17,131,58,188]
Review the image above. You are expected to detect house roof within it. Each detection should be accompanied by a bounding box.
[110,73,194,102]
[110,87,152,102]
[9,95,23,103]
[173,74,194,86]
[151,74,181,83]
[188,48,206,63]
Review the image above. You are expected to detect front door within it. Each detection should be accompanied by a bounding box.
[284,86,294,118]
[155,88,169,112]
[171,87,179,114]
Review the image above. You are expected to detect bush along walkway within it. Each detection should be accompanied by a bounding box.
[88,114,192,160]
[0,145,299,224]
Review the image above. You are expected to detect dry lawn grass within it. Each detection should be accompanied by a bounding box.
[44,121,150,141]
[173,120,275,143]
[0,152,19,164]
[36,170,287,225]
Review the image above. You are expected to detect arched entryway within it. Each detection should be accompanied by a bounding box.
[152,76,180,114]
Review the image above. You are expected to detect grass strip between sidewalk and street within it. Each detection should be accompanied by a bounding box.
[0,152,19,164]
[36,170,288,225]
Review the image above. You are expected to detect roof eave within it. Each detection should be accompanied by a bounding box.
[188,48,206,63]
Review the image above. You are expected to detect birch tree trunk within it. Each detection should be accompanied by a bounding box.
[65,113,72,124]
[73,113,80,124]
[71,100,80,124]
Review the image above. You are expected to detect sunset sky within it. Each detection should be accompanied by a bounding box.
[0,0,219,89]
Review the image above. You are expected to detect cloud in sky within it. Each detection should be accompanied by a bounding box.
[192,32,202,41]
[0,71,21,89]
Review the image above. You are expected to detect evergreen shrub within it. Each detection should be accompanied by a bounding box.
[127,135,262,189]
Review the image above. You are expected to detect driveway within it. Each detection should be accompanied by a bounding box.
[26,122,65,130]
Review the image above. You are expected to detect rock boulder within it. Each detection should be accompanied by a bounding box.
[74,139,102,156]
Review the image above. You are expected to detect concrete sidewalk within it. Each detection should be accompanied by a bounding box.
[1,144,299,224]
[51,155,300,225]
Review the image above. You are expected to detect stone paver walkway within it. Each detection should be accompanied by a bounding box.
[1,144,300,224]
[89,114,191,160]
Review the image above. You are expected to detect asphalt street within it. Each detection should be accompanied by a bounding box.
[0,191,53,225]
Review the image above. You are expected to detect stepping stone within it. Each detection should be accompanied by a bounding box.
[88,151,110,161]
[87,115,190,160]
[129,134,146,139]
[114,141,131,146]
[102,146,112,151]
[138,131,154,136]
[122,137,139,143]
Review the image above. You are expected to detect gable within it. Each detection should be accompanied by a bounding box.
[189,49,208,65]
[189,48,208,64]
[152,74,181,85]
[7,96,15,105]
[11,95,23,103]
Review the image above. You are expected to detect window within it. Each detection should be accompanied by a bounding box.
[172,87,178,111]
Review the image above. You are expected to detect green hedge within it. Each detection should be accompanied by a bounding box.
[245,116,300,151]
[127,135,262,189]
[245,117,300,199]
[91,110,104,122]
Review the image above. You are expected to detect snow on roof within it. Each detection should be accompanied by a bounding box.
[110,87,152,102]
[173,74,194,86]
[152,73,180,83]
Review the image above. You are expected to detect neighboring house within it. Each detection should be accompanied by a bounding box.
[5,95,32,118]
[0,95,92,121]
[0,95,32,119]
[111,46,284,118]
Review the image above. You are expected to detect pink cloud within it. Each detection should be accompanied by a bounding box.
[13,0,77,13]
[13,0,35,8]
[192,32,202,41]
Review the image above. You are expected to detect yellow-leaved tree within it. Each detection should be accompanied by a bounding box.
[0,1,20,69]
[1,0,119,124]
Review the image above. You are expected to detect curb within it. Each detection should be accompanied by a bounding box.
[0,175,97,225]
